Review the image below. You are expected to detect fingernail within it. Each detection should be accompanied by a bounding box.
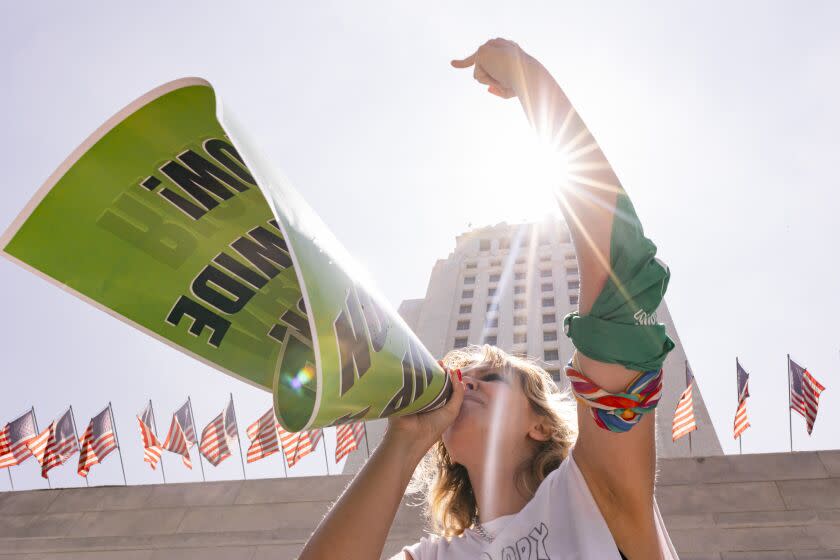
[456,369,462,382]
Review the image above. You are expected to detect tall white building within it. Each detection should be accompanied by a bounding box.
[346,217,721,473]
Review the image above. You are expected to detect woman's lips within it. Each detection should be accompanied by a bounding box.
[463,393,483,405]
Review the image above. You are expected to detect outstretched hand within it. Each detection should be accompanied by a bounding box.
[451,37,534,99]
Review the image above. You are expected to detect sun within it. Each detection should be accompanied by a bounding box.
[465,119,571,225]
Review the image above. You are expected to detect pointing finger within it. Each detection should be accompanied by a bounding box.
[450,50,477,69]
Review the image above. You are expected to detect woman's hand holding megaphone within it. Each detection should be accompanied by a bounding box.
[385,365,466,455]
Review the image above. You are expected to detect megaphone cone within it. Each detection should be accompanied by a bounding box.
[1,78,452,432]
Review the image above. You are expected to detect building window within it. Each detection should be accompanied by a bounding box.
[462,289,474,299]
[457,320,470,330]
[487,302,498,312]
[485,317,498,328]
[513,315,527,326]
[464,276,475,285]
[515,257,526,265]
[488,287,497,297]
[543,330,558,341]
[466,262,477,269]
[540,269,552,278]
[514,300,526,310]
[499,238,510,250]
[565,252,576,261]
[515,272,526,280]
[541,283,552,292]
[566,268,579,276]
[546,367,561,382]
[480,239,491,251]
[514,285,526,295]
[514,333,527,344]
[569,294,579,305]
[542,313,556,324]
[454,337,468,348]
[489,273,501,283]
[542,297,555,307]
[568,280,580,290]
[539,254,551,262]
[544,349,560,361]
[484,335,498,345]
[491,259,501,267]
[459,304,472,314]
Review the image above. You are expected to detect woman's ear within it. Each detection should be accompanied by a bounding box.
[528,418,552,442]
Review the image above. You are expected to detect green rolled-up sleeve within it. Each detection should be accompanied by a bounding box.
[563,191,675,371]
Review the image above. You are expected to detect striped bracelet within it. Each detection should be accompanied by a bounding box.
[566,352,664,433]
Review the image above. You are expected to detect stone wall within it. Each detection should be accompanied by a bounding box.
[660,450,840,559]
[1,450,838,559]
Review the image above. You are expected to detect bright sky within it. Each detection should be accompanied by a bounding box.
[1,2,838,491]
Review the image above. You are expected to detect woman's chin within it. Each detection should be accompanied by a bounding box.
[444,407,478,446]
[453,400,480,425]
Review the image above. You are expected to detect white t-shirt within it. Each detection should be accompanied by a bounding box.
[402,449,679,560]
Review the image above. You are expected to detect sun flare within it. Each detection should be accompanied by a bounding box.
[469,123,571,225]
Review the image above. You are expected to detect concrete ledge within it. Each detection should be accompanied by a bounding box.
[1,450,838,559]
[658,452,832,486]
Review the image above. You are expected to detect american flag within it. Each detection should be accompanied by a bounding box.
[28,408,79,478]
[199,412,232,467]
[78,406,118,477]
[246,408,280,463]
[335,422,366,463]
[672,362,697,442]
[279,427,322,469]
[789,358,826,435]
[163,415,192,469]
[0,410,37,469]
[224,396,238,443]
[173,400,198,447]
[137,402,162,470]
[733,360,751,439]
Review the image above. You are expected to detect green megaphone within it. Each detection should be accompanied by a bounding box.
[1,78,452,431]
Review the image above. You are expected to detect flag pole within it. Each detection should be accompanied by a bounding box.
[322,429,330,475]
[736,357,742,456]
[229,393,247,480]
[149,399,167,484]
[280,427,289,478]
[685,360,693,458]
[787,354,793,453]
[108,402,128,486]
[68,406,88,488]
[31,405,50,490]
[362,422,370,458]
[187,397,206,482]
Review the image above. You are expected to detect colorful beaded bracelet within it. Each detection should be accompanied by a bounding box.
[565,353,664,433]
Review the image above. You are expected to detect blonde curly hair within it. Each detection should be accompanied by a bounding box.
[407,344,578,537]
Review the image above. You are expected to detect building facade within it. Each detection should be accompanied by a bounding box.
[347,217,721,474]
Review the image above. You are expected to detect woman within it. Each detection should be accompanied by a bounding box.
[299,38,679,559]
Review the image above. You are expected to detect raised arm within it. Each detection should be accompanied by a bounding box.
[453,39,674,559]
